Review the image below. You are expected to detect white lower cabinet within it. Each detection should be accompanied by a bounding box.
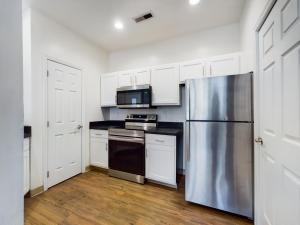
[145,134,176,187]
[90,130,108,169]
[24,138,30,195]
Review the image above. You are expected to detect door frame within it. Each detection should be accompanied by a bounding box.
[254,0,277,224]
[42,56,86,190]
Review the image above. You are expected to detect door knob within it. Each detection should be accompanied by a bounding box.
[255,137,263,145]
[77,125,83,130]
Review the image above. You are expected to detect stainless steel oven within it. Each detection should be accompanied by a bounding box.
[108,129,145,184]
[108,114,157,184]
[116,85,152,109]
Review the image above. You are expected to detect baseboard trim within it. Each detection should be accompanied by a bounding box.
[85,165,91,172]
[147,179,177,189]
[89,165,108,174]
[176,168,185,175]
[29,186,44,197]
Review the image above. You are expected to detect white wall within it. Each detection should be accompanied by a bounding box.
[0,0,24,224]
[30,9,108,189]
[108,23,240,71]
[239,0,270,73]
[239,2,272,224]
[23,8,32,125]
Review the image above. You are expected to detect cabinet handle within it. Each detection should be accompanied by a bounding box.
[155,139,164,143]
[145,147,147,158]
[106,143,108,151]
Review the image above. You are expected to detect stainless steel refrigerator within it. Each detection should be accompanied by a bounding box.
[185,73,253,219]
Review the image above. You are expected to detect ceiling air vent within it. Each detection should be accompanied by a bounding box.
[134,12,153,23]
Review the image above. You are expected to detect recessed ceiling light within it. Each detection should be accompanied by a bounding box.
[114,21,124,30]
[189,0,200,6]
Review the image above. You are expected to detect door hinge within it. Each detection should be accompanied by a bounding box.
[47,121,50,127]
[47,171,50,178]
[47,70,49,77]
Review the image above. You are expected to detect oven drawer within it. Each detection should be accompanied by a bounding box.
[90,130,108,138]
[146,134,176,147]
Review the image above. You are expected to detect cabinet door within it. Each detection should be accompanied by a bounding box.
[90,137,108,168]
[206,53,240,77]
[134,68,150,86]
[151,64,180,105]
[101,73,118,107]
[146,143,176,186]
[180,59,205,83]
[118,71,134,88]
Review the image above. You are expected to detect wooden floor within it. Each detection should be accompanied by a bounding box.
[25,171,253,225]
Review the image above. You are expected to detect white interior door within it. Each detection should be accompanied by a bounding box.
[258,0,300,224]
[47,60,82,188]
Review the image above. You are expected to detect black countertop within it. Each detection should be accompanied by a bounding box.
[89,121,183,136]
[147,122,183,136]
[89,121,125,130]
[24,126,31,138]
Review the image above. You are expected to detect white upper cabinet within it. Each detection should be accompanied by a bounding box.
[118,68,150,87]
[180,59,205,83]
[134,68,150,86]
[101,73,118,107]
[101,52,241,108]
[151,64,180,106]
[118,71,134,87]
[206,53,241,76]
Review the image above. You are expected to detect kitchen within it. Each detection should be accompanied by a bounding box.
[1,0,300,224]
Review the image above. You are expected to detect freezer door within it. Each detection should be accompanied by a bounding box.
[185,121,253,218]
[187,74,253,122]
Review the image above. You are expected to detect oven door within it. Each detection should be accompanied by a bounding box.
[108,136,145,176]
[116,86,151,108]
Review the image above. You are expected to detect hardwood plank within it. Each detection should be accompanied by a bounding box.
[25,171,253,225]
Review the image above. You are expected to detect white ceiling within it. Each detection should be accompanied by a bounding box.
[30,0,246,52]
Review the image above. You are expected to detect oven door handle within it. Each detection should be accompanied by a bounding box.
[109,136,145,144]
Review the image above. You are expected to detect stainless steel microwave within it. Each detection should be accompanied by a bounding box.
[116,85,152,109]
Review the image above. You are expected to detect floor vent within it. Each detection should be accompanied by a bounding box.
[134,12,153,23]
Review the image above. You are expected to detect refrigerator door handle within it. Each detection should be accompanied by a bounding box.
[185,122,190,161]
